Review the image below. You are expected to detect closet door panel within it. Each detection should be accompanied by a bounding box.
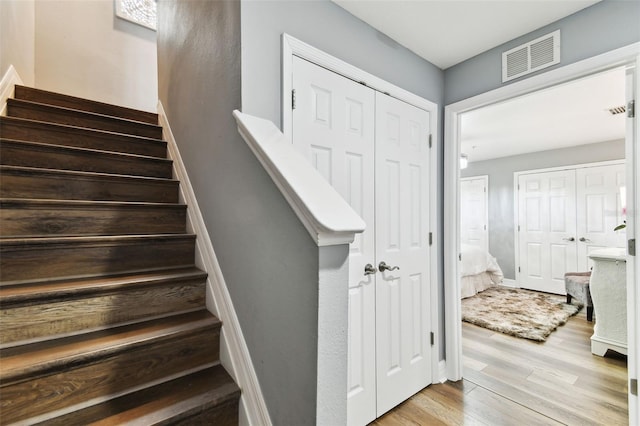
[518,170,577,294]
[576,164,626,270]
[292,56,377,426]
[374,92,431,417]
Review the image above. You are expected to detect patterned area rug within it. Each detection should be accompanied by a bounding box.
[462,286,583,342]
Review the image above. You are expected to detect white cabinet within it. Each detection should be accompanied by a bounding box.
[589,248,627,356]
[517,162,625,294]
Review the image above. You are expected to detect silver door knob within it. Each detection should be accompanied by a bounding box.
[563,237,575,242]
[364,264,376,276]
[378,261,400,272]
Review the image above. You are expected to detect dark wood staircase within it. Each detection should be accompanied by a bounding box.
[0,86,240,425]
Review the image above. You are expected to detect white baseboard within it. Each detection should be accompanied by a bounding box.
[501,278,518,288]
[1,65,23,116]
[158,102,271,426]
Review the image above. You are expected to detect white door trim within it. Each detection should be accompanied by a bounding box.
[513,160,625,289]
[444,41,640,387]
[282,33,442,382]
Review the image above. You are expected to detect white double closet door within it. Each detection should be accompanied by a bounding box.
[291,56,432,425]
[518,162,626,294]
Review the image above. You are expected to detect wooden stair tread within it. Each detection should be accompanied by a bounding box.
[0,233,196,247]
[47,365,240,426]
[0,138,171,162]
[0,116,166,157]
[0,164,177,183]
[14,85,158,125]
[0,310,220,384]
[0,198,186,209]
[0,267,207,305]
[7,98,163,139]
[0,138,173,178]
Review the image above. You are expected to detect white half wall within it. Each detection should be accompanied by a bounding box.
[34,0,157,112]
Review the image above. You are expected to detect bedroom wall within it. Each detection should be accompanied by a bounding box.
[461,139,625,280]
[444,0,640,104]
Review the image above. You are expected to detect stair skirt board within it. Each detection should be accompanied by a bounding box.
[159,101,272,426]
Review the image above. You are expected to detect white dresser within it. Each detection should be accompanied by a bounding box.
[589,248,627,356]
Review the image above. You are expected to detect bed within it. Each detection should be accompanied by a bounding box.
[460,244,504,298]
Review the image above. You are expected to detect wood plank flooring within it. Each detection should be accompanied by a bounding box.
[374,310,628,425]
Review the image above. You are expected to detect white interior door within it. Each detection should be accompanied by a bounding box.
[518,170,577,294]
[576,163,626,270]
[374,92,432,417]
[460,176,489,252]
[291,56,377,426]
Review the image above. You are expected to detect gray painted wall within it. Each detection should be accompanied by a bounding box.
[240,0,444,127]
[240,0,448,360]
[444,0,640,104]
[461,139,625,279]
[157,1,323,424]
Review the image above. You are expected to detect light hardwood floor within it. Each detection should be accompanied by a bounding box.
[374,310,628,425]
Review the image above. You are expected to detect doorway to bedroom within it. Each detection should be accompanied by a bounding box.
[457,66,629,423]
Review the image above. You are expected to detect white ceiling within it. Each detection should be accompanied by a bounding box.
[460,67,627,162]
[332,0,624,162]
[332,0,600,69]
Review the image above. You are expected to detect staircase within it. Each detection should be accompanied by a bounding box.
[0,86,240,425]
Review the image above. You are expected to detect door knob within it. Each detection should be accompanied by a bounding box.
[378,261,400,272]
[563,237,575,242]
[364,264,377,276]
[579,237,591,242]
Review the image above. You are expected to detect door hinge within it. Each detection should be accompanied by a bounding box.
[429,232,433,246]
[518,266,521,273]
[631,378,638,395]
[484,186,487,193]
[484,224,487,230]
[518,225,520,232]
[291,89,296,110]
[628,100,635,118]
[629,238,636,256]
[428,134,432,148]
[430,332,435,346]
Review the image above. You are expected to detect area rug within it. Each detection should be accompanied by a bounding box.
[462,286,582,342]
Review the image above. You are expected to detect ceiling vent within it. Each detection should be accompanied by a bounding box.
[502,30,560,82]
[608,105,626,115]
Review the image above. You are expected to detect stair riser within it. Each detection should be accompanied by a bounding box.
[171,399,240,426]
[1,282,206,346]
[0,327,220,425]
[0,171,179,203]
[0,238,196,283]
[15,86,159,125]
[8,101,163,139]
[0,204,187,237]
[0,118,167,157]
[0,142,173,179]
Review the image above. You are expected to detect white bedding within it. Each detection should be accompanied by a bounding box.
[460,244,504,298]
